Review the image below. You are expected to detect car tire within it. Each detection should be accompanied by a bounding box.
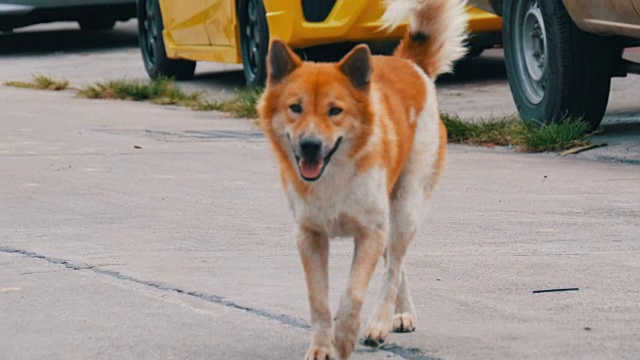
[238,0,269,87]
[78,18,116,31]
[138,0,196,80]
[502,0,614,129]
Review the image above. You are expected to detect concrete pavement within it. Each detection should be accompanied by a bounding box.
[1,87,639,359]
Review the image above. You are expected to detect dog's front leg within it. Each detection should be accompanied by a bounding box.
[297,227,334,360]
[334,229,386,359]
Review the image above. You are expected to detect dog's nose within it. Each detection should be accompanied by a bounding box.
[299,137,322,159]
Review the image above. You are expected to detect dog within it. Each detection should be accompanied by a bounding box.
[257,0,468,358]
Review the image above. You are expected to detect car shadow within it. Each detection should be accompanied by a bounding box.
[190,70,246,92]
[601,113,640,132]
[439,49,507,85]
[0,23,138,56]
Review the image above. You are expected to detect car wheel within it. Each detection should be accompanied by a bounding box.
[78,18,116,31]
[238,0,269,87]
[503,0,614,129]
[138,0,196,80]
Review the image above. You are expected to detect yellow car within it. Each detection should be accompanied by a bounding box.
[138,0,502,86]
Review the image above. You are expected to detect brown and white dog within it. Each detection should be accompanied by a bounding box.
[257,0,468,358]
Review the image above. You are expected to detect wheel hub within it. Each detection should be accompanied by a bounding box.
[523,5,546,81]
[515,0,548,104]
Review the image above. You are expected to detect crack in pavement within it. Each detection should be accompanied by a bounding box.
[1,247,308,328]
[1,247,440,360]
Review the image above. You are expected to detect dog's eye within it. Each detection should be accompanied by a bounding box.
[289,104,303,114]
[328,107,343,116]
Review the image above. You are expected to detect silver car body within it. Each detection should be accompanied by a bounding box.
[0,0,133,15]
[0,0,135,30]
[472,0,640,38]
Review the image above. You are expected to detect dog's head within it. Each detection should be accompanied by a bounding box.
[258,40,373,183]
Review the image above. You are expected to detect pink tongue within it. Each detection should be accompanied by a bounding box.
[299,158,324,179]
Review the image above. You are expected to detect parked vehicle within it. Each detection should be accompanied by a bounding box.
[0,0,136,32]
[472,0,640,128]
[137,0,503,86]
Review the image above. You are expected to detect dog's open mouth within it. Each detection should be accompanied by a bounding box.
[299,158,324,180]
[295,137,342,182]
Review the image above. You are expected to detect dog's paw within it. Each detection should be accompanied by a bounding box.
[392,312,416,333]
[305,344,335,360]
[363,319,391,347]
[334,318,359,359]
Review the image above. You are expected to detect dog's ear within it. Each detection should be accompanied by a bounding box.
[268,39,302,84]
[337,44,372,90]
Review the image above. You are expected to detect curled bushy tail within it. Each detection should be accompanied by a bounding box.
[382,0,469,79]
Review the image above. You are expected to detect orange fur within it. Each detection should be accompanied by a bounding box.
[432,117,448,190]
[354,56,426,193]
[393,21,445,80]
[393,31,443,79]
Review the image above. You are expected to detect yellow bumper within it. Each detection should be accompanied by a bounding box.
[264,0,403,48]
[466,6,503,33]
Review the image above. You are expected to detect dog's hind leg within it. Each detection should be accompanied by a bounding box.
[363,180,425,346]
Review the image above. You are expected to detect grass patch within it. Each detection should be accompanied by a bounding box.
[197,87,262,118]
[5,74,69,91]
[444,115,523,147]
[77,77,203,107]
[78,77,262,118]
[519,119,591,152]
[442,114,591,152]
[224,86,262,118]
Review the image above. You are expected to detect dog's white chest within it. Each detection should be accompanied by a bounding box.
[286,168,388,238]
